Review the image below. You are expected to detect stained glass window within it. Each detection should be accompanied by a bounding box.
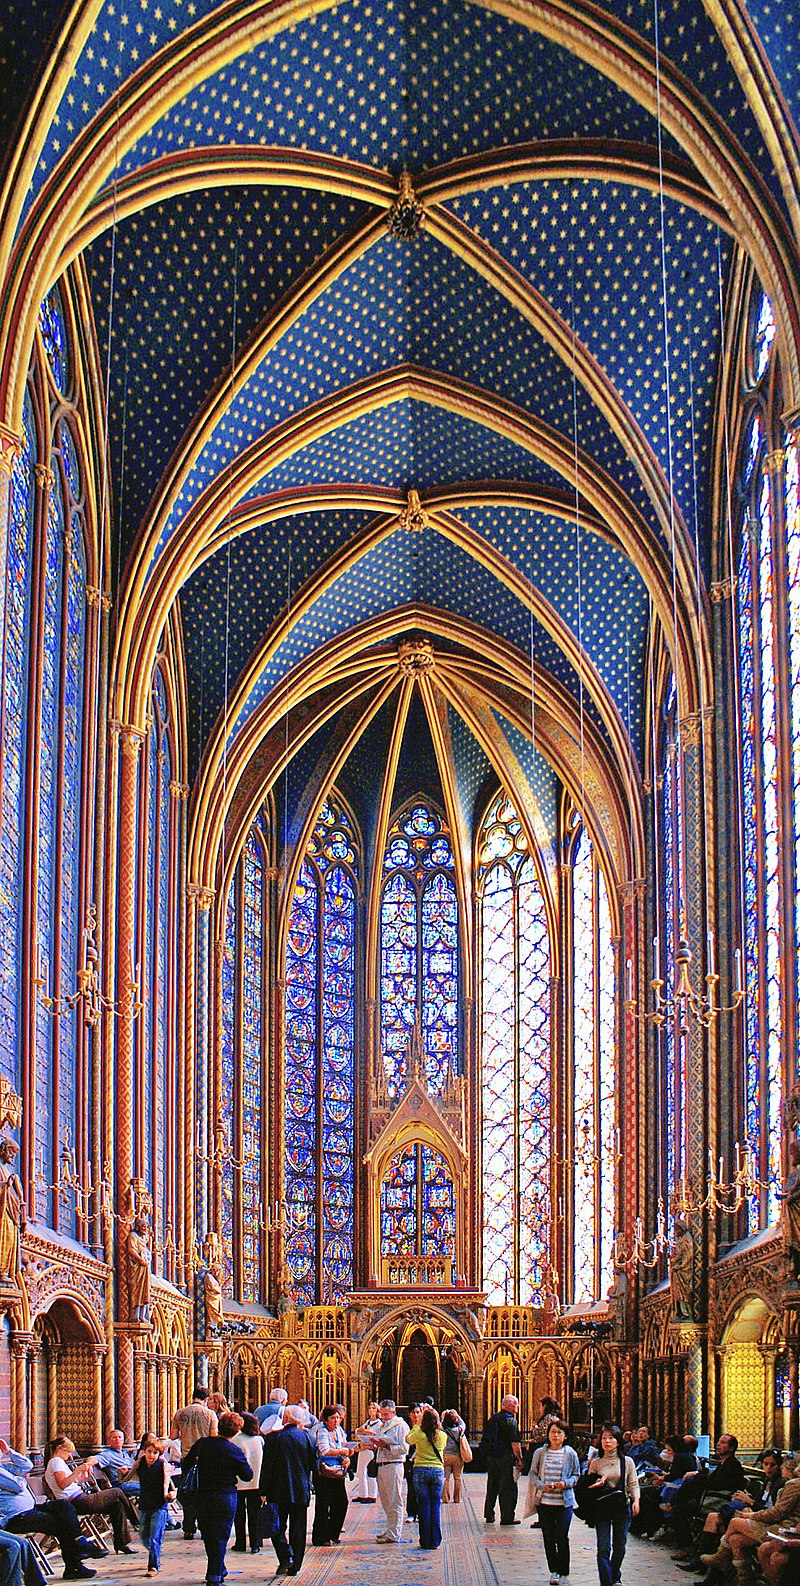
[736,291,782,1226]
[380,1143,455,1261]
[380,804,459,1097]
[284,797,357,1304]
[39,286,69,393]
[0,397,34,1091]
[660,674,688,1201]
[572,823,617,1303]
[787,434,800,1065]
[478,792,552,1304]
[34,463,64,1204]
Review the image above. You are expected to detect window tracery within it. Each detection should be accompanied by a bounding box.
[478,792,551,1305]
[380,803,458,1098]
[571,821,616,1303]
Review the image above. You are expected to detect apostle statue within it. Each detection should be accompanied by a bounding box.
[126,1215,152,1323]
[668,1220,695,1320]
[606,1263,629,1340]
[779,1138,800,1281]
[203,1261,225,1336]
[0,1138,26,1282]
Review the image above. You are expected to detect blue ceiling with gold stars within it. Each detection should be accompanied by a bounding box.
[15,0,800,837]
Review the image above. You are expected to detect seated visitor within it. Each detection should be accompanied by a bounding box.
[692,1453,800,1586]
[0,1437,104,1580]
[671,1434,747,1558]
[44,1438,138,1556]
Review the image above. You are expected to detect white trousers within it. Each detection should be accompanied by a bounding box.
[376,1461,405,1540]
[353,1448,378,1501]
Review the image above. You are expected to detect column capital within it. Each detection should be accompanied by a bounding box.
[169,779,189,800]
[764,446,787,475]
[112,722,146,759]
[0,423,23,477]
[710,576,738,603]
[617,878,646,906]
[34,461,54,493]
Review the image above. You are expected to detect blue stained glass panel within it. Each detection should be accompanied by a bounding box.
[381,1145,417,1255]
[753,293,775,383]
[757,473,782,1218]
[220,884,236,1281]
[738,527,761,1221]
[572,829,596,1304]
[380,871,417,1097]
[421,1145,455,1258]
[155,729,171,1267]
[421,872,458,1095]
[285,859,318,1306]
[57,525,86,1240]
[481,862,515,1303]
[517,858,551,1303]
[0,398,34,1091]
[35,473,64,1199]
[241,832,263,1303]
[321,864,354,1302]
[786,437,800,1060]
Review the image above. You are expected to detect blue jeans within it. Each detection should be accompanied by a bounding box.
[539,1504,573,1576]
[595,1501,630,1586]
[198,1492,237,1583]
[139,1505,168,1572]
[413,1467,444,1549]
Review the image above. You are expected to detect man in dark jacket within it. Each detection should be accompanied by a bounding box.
[481,1395,523,1526]
[671,1434,748,1557]
[260,1405,317,1578]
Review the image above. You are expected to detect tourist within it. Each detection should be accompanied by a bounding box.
[481,1394,523,1526]
[635,1434,697,1539]
[441,1409,467,1504]
[260,1404,317,1578]
[694,1452,800,1585]
[170,1390,218,1540]
[628,1426,662,1473]
[206,1393,229,1419]
[526,1419,581,1584]
[678,1444,783,1570]
[231,1413,264,1554]
[0,1438,102,1580]
[257,1388,287,1435]
[181,1411,252,1586]
[586,1423,640,1586]
[369,1398,409,1544]
[0,1529,48,1586]
[670,1434,748,1559]
[405,1404,422,1522]
[44,1438,138,1557]
[124,1434,175,1577]
[406,1405,447,1550]
[312,1406,351,1547]
[92,1432,134,1491]
[352,1402,381,1503]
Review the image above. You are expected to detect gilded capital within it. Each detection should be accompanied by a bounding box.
[0,425,23,478]
[710,576,737,603]
[34,462,54,493]
[764,446,786,475]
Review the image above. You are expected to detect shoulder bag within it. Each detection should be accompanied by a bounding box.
[459,1433,473,1465]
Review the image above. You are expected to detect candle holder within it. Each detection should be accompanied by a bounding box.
[34,904,144,1026]
[624,927,744,1032]
[612,1200,670,1271]
[195,1119,254,1174]
[669,1141,762,1218]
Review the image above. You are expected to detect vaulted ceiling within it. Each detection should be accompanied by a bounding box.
[4,0,800,883]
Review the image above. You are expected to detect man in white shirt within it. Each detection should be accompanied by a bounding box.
[258,1387,288,1435]
[367,1399,409,1544]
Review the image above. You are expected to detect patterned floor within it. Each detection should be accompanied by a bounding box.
[69,1477,694,1586]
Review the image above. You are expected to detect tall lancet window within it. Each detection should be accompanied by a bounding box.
[379,803,459,1097]
[33,285,89,1229]
[478,792,552,1304]
[220,814,268,1301]
[140,665,179,1273]
[571,821,616,1303]
[284,797,357,1305]
[736,289,782,1225]
[659,673,688,1201]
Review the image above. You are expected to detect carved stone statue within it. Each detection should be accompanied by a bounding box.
[669,1220,695,1320]
[607,1263,629,1339]
[204,1261,225,1336]
[277,1275,296,1337]
[779,1138,800,1281]
[0,1138,26,1282]
[126,1215,152,1323]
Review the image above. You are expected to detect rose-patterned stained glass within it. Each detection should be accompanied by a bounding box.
[479,792,551,1304]
[220,884,237,1279]
[0,397,34,1090]
[380,804,459,1097]
[284,796,357,1304]
[39,286,68,393]
[241,833,264,1302]
[572,825,617,1303]
[380,1143,455,1260]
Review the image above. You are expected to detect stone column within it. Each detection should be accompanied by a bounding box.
[89,1345,107,1448]
[10,1335,29,1453]
[113,723,144,1435]
[46,1344,63,1441]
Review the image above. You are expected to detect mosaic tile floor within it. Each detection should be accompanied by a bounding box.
[68,1476,694,1586]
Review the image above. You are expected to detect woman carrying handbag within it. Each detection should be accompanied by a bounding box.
[525,1420,580,1585]
[586,1424,640,1586]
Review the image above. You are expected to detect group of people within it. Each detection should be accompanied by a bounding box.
[624,1423,800,1585]
[166,1385,470,1579]
[478,1394,640,1586]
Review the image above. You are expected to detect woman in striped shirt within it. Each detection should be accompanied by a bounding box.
[527,1420,581,1585]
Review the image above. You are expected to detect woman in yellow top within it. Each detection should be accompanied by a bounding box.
[407,1408,448,1550]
